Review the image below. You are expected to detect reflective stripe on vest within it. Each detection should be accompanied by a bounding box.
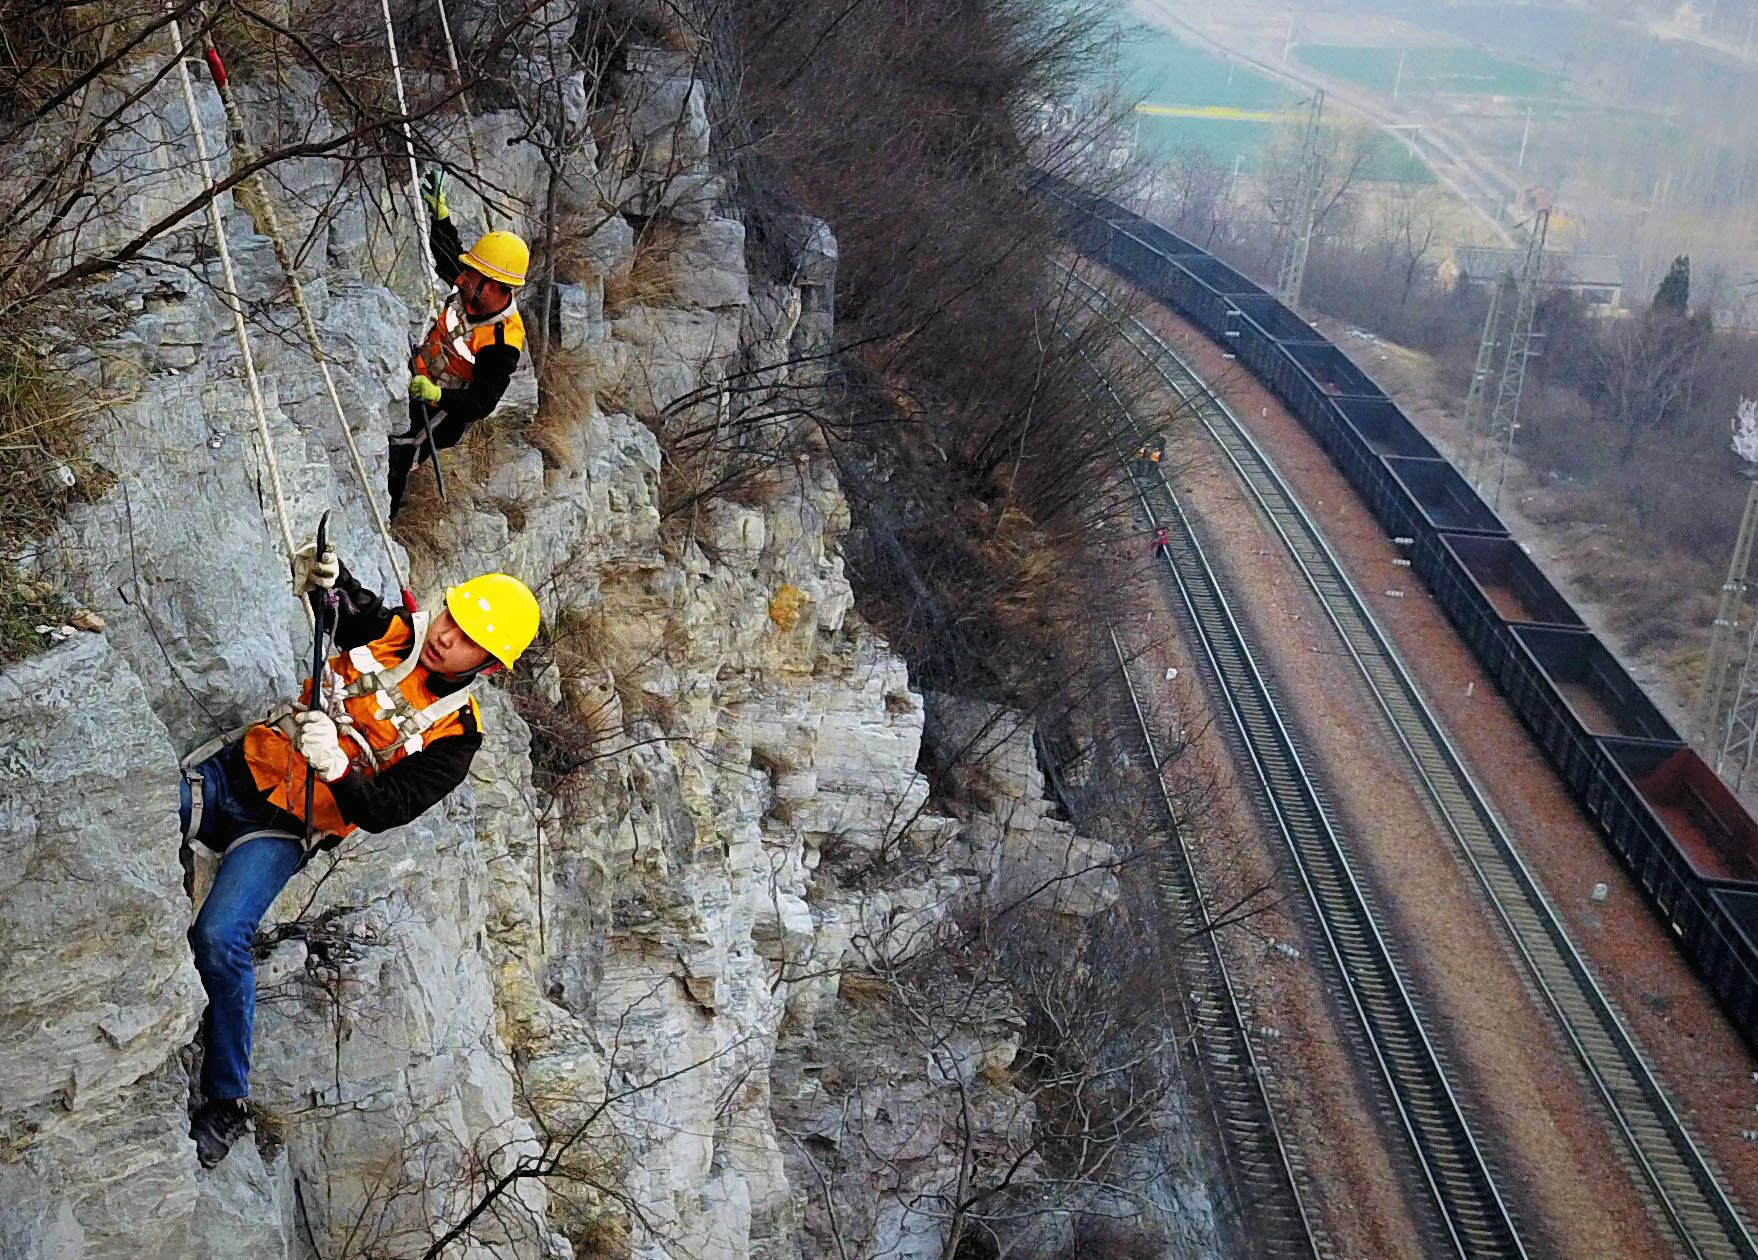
[242,612,480,837]
[411,291,519,391]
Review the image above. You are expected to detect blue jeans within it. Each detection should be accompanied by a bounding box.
[181,746,305,1101]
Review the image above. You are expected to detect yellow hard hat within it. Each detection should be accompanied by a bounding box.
[446,573,541,669]
[460,231,530,286]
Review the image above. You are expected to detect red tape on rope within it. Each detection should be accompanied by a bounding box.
[204,47,228,88]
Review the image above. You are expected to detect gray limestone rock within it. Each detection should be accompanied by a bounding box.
[0,1166,85,1260]
[922,693,1121,916]
[616,47,712,172]
[606,303,742,415]
[668,218,751,310]
[0,636,196,1116]
[556,279,607,351]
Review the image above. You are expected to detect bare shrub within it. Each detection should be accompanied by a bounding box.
[728,0,1164,708]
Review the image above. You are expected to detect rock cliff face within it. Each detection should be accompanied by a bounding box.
[0,16,1219,1260]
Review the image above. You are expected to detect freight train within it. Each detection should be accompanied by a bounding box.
[1052,179,1758,1049]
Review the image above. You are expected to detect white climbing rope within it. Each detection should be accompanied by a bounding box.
[377,0,440,323]
[173,0,494,598]
[200,34,408,595]
[168,15,305,592]
[430,0,496,228]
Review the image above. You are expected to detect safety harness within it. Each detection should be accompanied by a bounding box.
[181,612,479,854]
[306,610,476,769]
[411,289,520,391]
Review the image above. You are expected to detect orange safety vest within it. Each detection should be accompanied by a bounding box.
[411,291,526,390]
[242,612,482,838]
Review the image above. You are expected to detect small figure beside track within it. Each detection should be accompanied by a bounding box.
[180,538,540,1168]
[389,168,530,515]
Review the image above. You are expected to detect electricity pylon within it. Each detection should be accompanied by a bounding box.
[1460,276,1507,484]
[1276,90,1325,310]
[1477,206,1550,509]
[1697,470,1758,790]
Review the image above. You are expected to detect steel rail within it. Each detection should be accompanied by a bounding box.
[1073,347,1528,1260]
[1065,264,1758,1260]
[1105,624,1326,1260]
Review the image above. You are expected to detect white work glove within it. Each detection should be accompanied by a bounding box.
[293,710,351,783]
[291,542,339,595]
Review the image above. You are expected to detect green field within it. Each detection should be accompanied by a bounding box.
[1294,44,1562,99]
[1084,26,1438,184]
[1134,113,1273,168]
[1104,28,1431,182]
[1113,27,1291,112]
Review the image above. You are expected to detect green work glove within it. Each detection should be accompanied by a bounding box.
[419,168,448,220]
[409,373,442,405]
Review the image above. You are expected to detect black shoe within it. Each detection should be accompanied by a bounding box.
[190,1099,250,1169]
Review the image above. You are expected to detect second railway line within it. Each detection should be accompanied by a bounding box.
[1078,338,1527,1259]
[1067,264,1758,1260]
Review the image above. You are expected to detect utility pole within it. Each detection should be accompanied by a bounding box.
[1479,205,1550,509]
[1699,473,1758,790]
[1276,90,1325,311]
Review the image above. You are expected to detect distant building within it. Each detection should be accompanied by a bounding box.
[1439,245,1625,311]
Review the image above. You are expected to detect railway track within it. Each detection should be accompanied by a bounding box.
[1104,627,1324,1260]
[1070,271,1758,1260]
[1075,349,1528,1259]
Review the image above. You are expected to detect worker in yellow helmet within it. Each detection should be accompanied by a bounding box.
[389,167,530,515]
[179,541,540,1168]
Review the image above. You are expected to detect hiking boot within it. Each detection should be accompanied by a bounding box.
[190,1099,250,1169]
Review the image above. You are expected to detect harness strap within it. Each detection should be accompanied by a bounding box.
[179,697,302,772]
[444,305,477,365]
[341,611,430,700]
[181,732,235,774]
[380,687,474,758]
[225,826,307,859]
[183,769,206,841]
[180,781,326,860]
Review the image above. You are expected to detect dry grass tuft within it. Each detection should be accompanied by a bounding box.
[603,221,685,317]
[0,4,113,115]
[0,344,99,663]
[533,348,598,472]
